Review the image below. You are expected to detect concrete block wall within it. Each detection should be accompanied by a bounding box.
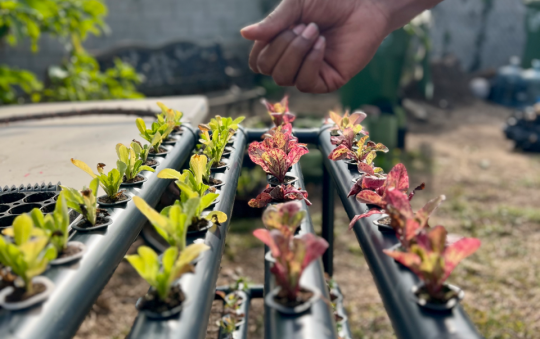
[0,0,264,79]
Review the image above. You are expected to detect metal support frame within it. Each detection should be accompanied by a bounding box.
[0,125,198,339]
[127,128,247,339]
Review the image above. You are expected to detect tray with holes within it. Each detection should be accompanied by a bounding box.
[0,182,78,229]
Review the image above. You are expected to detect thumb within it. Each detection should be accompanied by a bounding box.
[241,0,300,41]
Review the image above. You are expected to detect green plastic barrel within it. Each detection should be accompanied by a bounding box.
[522,0,540,68]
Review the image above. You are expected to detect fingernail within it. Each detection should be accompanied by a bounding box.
[293,24,306,35]
[302,23,318,40]
[314,36,325,50]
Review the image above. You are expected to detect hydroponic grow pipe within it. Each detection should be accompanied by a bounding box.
[0,125,198,339]
[127,128,247,339]
[318,127,484,339]
[215,285,264,339]
[264,162,338,339]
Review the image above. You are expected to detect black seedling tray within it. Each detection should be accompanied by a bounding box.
[0,182,78,228]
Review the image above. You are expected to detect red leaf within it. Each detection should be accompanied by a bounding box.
[299,233,328,270]
[263,148,289,183]
[442,237,481,283]
[356,190,384,206]
[384,189,414,219]
[362,176,386,190]
[347,180,363,198]
[348,209,382,229]
[385,163,409,192]
[415,195,445,227]
[328,145,352,161]
[357,162,375,176]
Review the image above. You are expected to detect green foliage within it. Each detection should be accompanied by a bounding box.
[115,143,154,181]
[61,177,99,225]
[0,0,144,105]
[0,0,108,51]
[136,118,174,153]
[0,214,57,292]
[42,51,144,102]
[125,244,209,301]
[71,158,127,200]
[0,65,42,104]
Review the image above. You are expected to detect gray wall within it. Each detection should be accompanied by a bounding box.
[430,0,527,71]
[0,0,264,79]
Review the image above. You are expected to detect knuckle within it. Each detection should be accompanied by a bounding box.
[273,75,291,87]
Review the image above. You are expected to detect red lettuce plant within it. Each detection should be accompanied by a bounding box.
[248,144,308,184]
[348,164,425,228]
[384,225,481,300]
[252,125,308,157]
[328,110,368,135]
[263,95,296,126]
[253,229,328,300]
[262,201,306,238]
[248,185,311,208]
[379,189,445,250]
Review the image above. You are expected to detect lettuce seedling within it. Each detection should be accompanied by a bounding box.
[134,196,226,250]
[158,155,216,202]
[125,243,209,301]
[199,124,234,166]
[136,118,174,153]
[219,314,237,335]
[248,145,308,183]
[248,184,311,208]
[383,225,480,300]
[116,143,155,181]
[0,214,57,293]
[253,229,328,300]
[26,192,70,253]
[262,201,306,238]
[208,115,245,135]
[328,110,368,135]
[262,95,296,126]
[157,102,183,129]
[71,159,127,201]
[61,178,100,225]
[131,140,151,164]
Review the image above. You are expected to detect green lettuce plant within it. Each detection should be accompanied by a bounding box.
[208,115,245,135]
[71,158,127,201]
[157,102,183,129]
[27,192,70,254]
[136,118,174,153]
[131,140,151,163]
[116,143,155,181]
[199,124,234,166]
[0,214,57,293]
[61,177,100,225]
[134,196,226,250]
[125,244,209,301]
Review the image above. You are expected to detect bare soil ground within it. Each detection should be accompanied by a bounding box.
[75,89,538,339]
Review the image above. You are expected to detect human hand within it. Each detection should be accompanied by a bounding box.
[241,0,442,93]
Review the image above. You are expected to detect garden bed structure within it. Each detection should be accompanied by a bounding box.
[0,125,482,339]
